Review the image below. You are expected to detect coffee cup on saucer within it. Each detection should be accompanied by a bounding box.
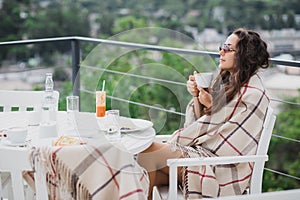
[6,127,28,144]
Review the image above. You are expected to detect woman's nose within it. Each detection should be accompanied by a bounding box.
[219,49,225,56]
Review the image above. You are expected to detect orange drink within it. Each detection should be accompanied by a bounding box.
[96,91,106,117]
[96,105,106,117]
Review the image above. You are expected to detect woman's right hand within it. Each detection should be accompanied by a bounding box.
[187,71,199,97]
[198,88,212,108]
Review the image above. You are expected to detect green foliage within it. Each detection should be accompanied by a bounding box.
[23,0,90,56]
[97,13,115,36]
[53,67,70,82]
[112,16,147,34]
[263,91,300,191]
[0,0,29,61]
[263,170,299,192]
[25,0,90,39]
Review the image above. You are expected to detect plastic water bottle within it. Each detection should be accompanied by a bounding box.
[45,72,54,93]
[41,73,57,123]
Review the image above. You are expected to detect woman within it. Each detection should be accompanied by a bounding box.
[137,28,270,199]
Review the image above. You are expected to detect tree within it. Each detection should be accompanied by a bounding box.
[286,11,296,28]
[24,0,90,55]
[98,13,115,37]
[112,16,147,34]
[0,0,30,62]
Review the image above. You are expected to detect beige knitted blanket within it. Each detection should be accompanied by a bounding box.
[30,141,149,200]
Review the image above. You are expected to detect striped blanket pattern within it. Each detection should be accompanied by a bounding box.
[32,142,149,200]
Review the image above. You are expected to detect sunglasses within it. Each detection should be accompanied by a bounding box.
[219,44,236,53]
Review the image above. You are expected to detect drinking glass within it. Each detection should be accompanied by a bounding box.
[66,96,79,128]
[96,91,106,117]
[105,110,121,142]
[67,96,79,112]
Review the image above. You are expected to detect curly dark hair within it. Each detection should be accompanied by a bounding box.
[207,28,270,115]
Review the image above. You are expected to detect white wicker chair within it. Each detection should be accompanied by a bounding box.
[153,106,276,200]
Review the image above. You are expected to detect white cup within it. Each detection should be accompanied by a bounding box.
[195,72,213,88]
[39,121,58,138]
[28,111,41,126]
[6,127,28,144]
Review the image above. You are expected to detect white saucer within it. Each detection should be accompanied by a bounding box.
[1,139,27,147]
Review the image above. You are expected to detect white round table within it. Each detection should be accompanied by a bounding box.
[0,111,156,154]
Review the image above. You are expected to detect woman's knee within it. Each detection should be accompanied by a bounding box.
[137,142,181,172]
[137,142,165,169]
[140,142,165,153]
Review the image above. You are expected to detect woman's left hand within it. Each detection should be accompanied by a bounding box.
[198,88,212,108]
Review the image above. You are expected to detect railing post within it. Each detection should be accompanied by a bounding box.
[71,39,80,100]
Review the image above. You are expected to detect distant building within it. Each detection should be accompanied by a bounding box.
[191,28,300,56]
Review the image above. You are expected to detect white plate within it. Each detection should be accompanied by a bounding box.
[97,117,153,133]
[1,139,27,147]
[120,118,153,133]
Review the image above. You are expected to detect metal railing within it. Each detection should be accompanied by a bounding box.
[1,36,300,187]
[2,36,300,97]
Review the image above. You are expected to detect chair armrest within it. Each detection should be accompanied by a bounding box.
[167,155,268,167]
[166,155,268,200]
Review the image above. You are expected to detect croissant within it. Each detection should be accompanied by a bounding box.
[52,136,86,146]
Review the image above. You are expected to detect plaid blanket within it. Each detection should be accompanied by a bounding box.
[169,74,269,199]
[30,140,149,200]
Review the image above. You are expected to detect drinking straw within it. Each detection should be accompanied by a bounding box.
[102,80,105,91]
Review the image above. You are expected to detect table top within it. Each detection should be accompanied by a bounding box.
[0,111,155,154]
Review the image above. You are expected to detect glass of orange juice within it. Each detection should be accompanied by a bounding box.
[96,91,106,117]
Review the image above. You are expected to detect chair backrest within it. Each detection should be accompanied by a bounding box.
[0,90,59,112]
[250,106,276,194]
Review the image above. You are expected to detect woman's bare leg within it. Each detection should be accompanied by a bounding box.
[137,142,182,200]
